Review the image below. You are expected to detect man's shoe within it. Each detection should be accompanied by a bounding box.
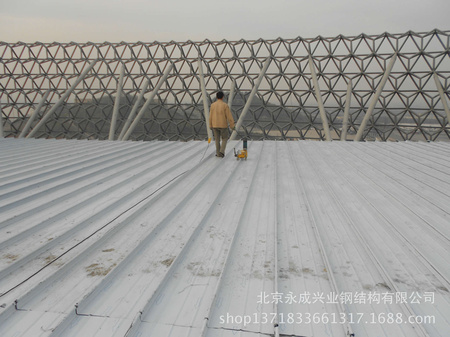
[219,152,225,158]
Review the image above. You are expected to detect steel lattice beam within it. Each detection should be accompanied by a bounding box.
[0,30,449,141]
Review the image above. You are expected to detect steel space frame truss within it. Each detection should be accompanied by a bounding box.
[0,29,449,141]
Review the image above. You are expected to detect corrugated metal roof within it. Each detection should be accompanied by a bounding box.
[0,138,449,337]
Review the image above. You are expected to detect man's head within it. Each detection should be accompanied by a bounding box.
[216,91,224,100]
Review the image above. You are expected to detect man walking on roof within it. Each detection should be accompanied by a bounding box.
[209,91,235,158]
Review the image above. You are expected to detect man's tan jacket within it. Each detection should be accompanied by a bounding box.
[209,99,235,129]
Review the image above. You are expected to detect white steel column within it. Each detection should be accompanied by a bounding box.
[340,79,352,141]
[122,63,173,141]
[19,89,51,138]
[433,73,450,125]
[354,53,397,141]
[308,55,331,141]
[0,100,4,138]
[109,64,125,140]
[198,58,213,143]
[228,79,236,111]
[230,57,271,141]
[27,59,98,138]
[227,80,236,133]
[118,79,150,140]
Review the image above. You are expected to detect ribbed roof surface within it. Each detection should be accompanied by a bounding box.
[0,138,449,337]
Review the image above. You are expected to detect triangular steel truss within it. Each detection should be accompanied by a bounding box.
[0,30,449,141]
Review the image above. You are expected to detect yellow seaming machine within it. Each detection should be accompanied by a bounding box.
[234,139,248,160]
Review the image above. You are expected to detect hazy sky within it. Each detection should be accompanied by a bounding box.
[1,0,449,43]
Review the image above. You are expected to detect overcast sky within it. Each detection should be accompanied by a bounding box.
[1,0,449,43]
